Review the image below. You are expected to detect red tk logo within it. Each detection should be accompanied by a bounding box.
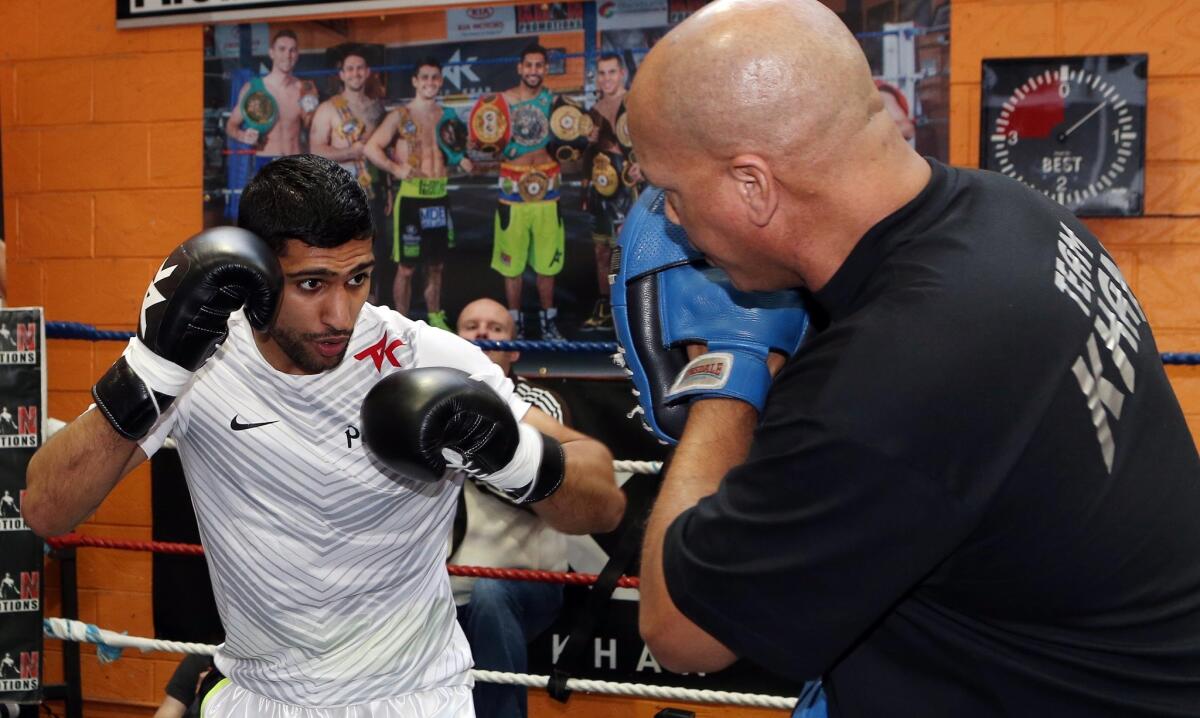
[354,333,405,372]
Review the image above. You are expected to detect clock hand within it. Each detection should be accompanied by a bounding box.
[1057,101,1108,142]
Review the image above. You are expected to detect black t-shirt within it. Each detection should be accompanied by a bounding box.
[663,159,1200,717]
[164,653,213,712]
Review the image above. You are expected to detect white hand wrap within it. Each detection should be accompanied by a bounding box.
[123,338,194,396]
[475,422,544,498]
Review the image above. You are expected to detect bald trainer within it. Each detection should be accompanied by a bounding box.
[629,1,1200,716]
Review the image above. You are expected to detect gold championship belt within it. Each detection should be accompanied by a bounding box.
[621,147,641,187]
[469,94,512,155]
[592,152,621,198]
[614,99,634,153]
[299,79,320,125]
[517,169,552,202]
[548,97,594,162]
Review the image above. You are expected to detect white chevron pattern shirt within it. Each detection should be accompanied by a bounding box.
[140,304,529,706]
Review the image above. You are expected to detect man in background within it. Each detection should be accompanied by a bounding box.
[366,58,471,330]
[453,297,568,718]
[478,44,567,340]
[581,53,636,332]
[225,30,318,168]
[311,45,388,307]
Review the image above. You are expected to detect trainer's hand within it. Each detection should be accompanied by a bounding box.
[687,344,788,377]
[361,368,566,503]
[611,187,810,444]
[92,227,282,440]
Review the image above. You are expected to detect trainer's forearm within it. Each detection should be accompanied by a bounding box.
[24,408,141,537]
[534,436,623,534]
[639,399,751,672]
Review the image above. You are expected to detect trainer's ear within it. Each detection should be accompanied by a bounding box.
[729,154,777,228]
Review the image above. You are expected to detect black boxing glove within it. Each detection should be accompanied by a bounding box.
[93,227,282,440]
[361,368,566,504]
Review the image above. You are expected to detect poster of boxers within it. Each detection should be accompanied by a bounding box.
[0,308,46,703]
[203,7,641,343]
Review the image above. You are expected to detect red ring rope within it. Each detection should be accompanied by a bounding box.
[45,533,641,589]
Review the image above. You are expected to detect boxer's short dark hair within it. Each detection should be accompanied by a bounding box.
[238,154,373,255]
[521,43,548,63]
[413,56,442,78]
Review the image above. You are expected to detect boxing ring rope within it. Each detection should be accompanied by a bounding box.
[40,618,797,710]
[42,320,1200,364]
[44,533,643,589]
[45,321,618,353]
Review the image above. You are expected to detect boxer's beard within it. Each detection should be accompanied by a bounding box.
[523,74,543,89]
[269,325,353,374]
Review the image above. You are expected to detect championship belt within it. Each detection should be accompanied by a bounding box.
[591,152,622,198]
[614,99,634,155]
[499,163,561,203]
[505,96,552,160]
[547,96,594,163]
[437,108,469,167]
[517,169,551,202]
[299,79,320,123]
[469,94,512,155]
[240,76,278,136]
[621,148,641,188]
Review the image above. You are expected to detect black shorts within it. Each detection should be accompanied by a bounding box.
[589,189,632,243]
[392,195,452,267]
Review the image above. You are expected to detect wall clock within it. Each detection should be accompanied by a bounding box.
[980,54,1148,217]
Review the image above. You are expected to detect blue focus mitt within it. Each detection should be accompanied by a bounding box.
[610,187,810,444]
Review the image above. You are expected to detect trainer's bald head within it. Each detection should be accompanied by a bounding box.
[629,0,880,166]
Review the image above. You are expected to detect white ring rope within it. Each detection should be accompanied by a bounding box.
[612,459,662,474]
[43,617,795,710]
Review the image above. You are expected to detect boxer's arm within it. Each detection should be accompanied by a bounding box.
[310,105,362,163]
[364,112,412,179]
[522,406,624,535]
[225,84,251,143]
[640,399,745,673]
[24,408,148,537]
[308,104,340,161]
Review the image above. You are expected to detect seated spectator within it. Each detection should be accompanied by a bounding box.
[451,297,570,718]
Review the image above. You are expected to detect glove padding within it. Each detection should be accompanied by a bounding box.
[93,227,282,440]
[361,368,566,504]
[611,187,810,444]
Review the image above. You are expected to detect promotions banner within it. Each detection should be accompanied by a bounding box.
[0,308,45,703]
[118,0,484,29]
[597,0,667,31]
[515,3,585,33]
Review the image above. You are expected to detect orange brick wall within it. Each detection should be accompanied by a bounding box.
[949,0,1200,436]
[5,0,1199,714]
[1,0,203,709]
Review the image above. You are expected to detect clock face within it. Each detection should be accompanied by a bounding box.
[981,54,1148,217]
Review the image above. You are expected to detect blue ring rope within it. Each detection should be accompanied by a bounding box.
[44,321,616,354]
[43,321,1200,364]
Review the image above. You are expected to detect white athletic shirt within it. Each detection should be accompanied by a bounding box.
[139,304,530,706]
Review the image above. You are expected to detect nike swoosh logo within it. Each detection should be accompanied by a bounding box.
[230,416,279,431]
